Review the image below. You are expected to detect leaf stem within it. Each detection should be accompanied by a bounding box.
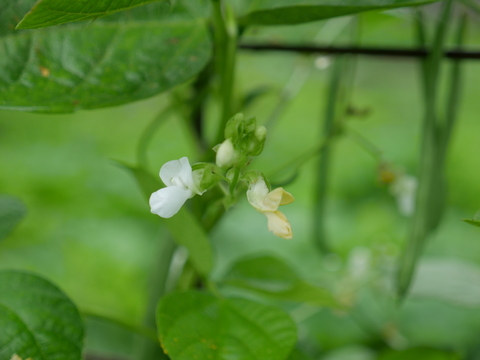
[212,0,238,146]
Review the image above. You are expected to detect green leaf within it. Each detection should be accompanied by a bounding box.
[0,195,27,241]
[462,219,480,228]
[222,255,342,309]
[287,348,313,360]
[235,0,441,26]
[0,270,84,360]
[1,1,212,112]
[157,291,297,360]
[117,162,213,276]
[17,0,169,29]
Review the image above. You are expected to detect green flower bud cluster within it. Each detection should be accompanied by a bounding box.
[214,113,267,168]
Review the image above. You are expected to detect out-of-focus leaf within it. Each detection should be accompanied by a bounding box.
[117,162,213,276]
[410,259,480,307]
[164,208,213,277]
[157,291,297,360]
[234,0,441,26]
[17,0,168,29]
[288,348,314,360]
[378,348,460,360]
[1,1,212,112]
[222,255,342,309]
[0,270,84,360]
[0,195,27,241]
[462,219,480,228]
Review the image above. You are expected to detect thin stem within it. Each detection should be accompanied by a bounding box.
[229,167,240,195]
[313,56,344,253]
[397,0,454,301]
[239,44,480,60]
[136,104,174,168]
[264,58,312,130]
[212,0,238,146]
[443,14,467,149]
[346,126,383,162]
[268,135,335,180]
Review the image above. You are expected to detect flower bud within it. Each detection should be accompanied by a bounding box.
[255,125,267,141]
[215,138,238,168]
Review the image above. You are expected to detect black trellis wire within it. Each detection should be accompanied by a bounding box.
[239,43,480,59]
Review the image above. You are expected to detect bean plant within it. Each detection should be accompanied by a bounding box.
[1,0,479,359]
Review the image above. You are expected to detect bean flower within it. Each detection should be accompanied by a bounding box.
[247,178,294,239]
[149,157,203,218]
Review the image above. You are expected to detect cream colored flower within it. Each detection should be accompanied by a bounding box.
[247,178,294,239]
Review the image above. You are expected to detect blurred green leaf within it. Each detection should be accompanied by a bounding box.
[0,195,27,241]
[235,0,441,26]
[17,0,169,29]
[222,255,342,309]
[164,208,213,277]
[378,348,460,360]
[0,270,84,360]
[462,219,480,228]
[118,162,213,276]
[1,1,211,112]
[288,348,314,360]
[157,291,297,360]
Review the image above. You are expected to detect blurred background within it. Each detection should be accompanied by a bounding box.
[1,5,480,360]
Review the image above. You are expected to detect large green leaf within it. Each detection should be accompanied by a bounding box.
[17,0,168,29]
[0,1,212,112]
[222,255,342,309]
[118,162,213,276]
[157,291,297,360]
[0,195,27,241]
[234,0,441,26]
[0,270,84,360]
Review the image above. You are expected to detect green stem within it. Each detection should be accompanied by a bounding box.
[443,14,467,150]
[313,56,344,253]
[269,136,335,180]
[397,0,454,301]
[136,104,174,168]
[229,167,240,195]
[265,58,311,130]
[346,126,383,162]
[212,0,238,146]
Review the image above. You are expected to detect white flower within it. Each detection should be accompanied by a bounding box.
[247,178,294,239]
[216,138,238,168]
[149,157,203,218]
[390,174,418,216]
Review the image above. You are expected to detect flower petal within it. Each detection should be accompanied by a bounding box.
[247,178,270,210]
[149,186,191,218]
[160,157,193,188]
[264,211,293,239]
[263,187,295,211]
